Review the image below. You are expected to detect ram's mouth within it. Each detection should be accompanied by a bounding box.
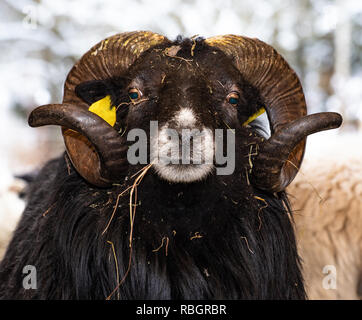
[153,162,214,183]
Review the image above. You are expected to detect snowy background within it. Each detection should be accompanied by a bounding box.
[0,0,361,224]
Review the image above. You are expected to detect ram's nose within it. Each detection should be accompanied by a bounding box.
[169,107,199,130]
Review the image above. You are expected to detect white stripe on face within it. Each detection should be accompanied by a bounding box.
[173,108,197,127]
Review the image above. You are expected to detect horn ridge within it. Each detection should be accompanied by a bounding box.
[251,112,343,192]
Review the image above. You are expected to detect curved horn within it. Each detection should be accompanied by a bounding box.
[29,104,128,187]
[205,35,339,191]
[63,31,168,106]
[251,112,342,192]
[30,31,168,186]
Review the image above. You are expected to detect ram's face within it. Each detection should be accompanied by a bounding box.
[74,42,263,183]
[117,44,262,183]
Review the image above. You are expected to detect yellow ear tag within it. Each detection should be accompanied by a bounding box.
[242,107,266,126]
[88,95,116,126]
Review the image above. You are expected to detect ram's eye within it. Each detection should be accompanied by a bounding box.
[129,88,141,101]
[227,92,240,105]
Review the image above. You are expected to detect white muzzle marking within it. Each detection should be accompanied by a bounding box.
[151,108,214,183]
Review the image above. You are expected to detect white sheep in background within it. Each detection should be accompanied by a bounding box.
[288,132,362,300]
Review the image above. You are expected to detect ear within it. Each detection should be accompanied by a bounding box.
[242,107,266,126]
[75,79,128,127]
[75,80,114,105]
